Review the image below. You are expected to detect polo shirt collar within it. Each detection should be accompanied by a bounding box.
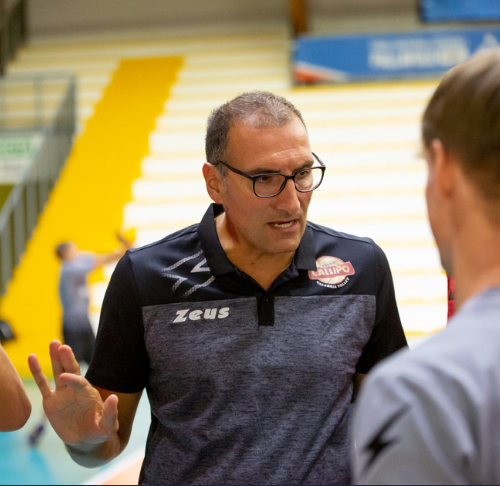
[198,203,317,277]
[295,223,317,271]
[198,204,235,277]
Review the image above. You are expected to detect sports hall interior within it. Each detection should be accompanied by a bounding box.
[0,0,477,483]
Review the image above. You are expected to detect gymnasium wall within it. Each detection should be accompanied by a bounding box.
[26,0,419,37]
[26,0,289,36]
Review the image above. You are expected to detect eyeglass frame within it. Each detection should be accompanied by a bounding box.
[213,152,326,198]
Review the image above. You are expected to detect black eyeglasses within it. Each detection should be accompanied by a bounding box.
[214,152,326,198]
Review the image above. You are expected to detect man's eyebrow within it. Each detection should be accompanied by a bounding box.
[247,167,280,175]
[249,160,314,175]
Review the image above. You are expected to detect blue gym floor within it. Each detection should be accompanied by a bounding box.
[0,379,150,485]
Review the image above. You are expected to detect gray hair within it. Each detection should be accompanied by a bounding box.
[205,91,306,176]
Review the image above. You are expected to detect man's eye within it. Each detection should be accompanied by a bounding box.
[256,175,274,183]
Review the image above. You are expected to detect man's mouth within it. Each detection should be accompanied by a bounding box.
[269,221,295,229]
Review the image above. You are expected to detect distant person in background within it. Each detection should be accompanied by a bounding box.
[0,343,31,431]
[353,48,500,484]
[28,234,131,445]
[55,237,131,366]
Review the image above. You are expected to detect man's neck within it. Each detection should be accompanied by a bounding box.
[451,214,500,310]
[215,214,295,290]
[454,259,500,311]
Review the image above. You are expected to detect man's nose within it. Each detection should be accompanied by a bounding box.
[274,178,301,212]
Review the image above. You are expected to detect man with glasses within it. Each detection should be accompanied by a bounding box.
[29,91,406,484]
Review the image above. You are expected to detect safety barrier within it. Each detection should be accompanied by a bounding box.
[0,74,76,295]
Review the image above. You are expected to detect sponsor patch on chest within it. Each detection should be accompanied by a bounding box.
[308,256,355,289]
[173,307,230,323]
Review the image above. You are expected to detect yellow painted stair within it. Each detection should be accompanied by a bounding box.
[1,57,182,377]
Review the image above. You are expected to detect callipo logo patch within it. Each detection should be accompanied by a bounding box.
[308,256,355,288]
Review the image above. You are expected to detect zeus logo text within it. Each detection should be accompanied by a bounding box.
[173,307,230,323]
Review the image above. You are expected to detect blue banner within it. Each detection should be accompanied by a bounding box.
[421,0,500,22]
[293,27,500,83]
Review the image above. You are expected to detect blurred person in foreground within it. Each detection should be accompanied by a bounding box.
[29,91,406,484]
[28,235,131,446]
[353,48,500,485]
[0,343,31,431]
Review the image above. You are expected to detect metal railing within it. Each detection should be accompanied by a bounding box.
[0,0,27,77]
[0,75,76,295]
[0,74,72,130]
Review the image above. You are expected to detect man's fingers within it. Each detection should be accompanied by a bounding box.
[102,394,119,435]
[58,345,81,375]
[59,373,91,392]
[28,354,53,399]
[117,232,132,248]
[49,340,65,390]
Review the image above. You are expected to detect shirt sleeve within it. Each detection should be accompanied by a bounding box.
[352,362,473,485]
[63,255,96,277]
[355,244,407,374]
[86,252,149,393]
[79,255,97,272]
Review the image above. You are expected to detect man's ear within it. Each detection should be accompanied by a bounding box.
[429,139,456,198]
[203,163,224,204]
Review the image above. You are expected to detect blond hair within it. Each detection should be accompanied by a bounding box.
[423,49,500,210]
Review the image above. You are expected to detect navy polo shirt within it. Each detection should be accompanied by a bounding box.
[87,203,406,485]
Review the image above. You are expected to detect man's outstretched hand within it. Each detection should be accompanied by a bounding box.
[28,341,119,448]
[116,231,133,250]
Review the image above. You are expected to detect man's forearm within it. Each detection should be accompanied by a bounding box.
[66,433,123,468]
[0,344,31,431]
[63,388,140,468]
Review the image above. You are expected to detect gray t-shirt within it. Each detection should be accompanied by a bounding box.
[59,255,95,327]
[352,287,500,485]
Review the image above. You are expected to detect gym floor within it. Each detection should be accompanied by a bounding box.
[0,379,149,485]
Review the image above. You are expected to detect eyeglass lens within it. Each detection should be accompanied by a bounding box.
[254,167,323,197]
